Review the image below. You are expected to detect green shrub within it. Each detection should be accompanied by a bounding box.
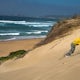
[0,56,10,64]
[9,50,27,59]
[0,50,29,64]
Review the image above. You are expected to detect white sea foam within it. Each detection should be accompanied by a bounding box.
[25,22,55,27]
[0,20,56,27]
[0,35,46,41]
[29,24,51,27]
[0,20,26,25]
[0,33,20,36]
[26,30,48,34]
[25,35,46,39]
[15,35,46,39]
[27,31,41,34]
[2,37,16,41]
[0,20,56,41]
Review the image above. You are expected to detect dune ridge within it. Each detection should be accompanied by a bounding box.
[37,16,80,46]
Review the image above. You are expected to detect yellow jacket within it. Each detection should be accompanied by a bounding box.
[72,38,80,45]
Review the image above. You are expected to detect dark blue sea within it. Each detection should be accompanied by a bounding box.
[0,16,57,41]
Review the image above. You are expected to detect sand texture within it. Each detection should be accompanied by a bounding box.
[0,29,80,80]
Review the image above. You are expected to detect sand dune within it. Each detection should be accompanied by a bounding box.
[0,38,43,57]
[0,29,80,80]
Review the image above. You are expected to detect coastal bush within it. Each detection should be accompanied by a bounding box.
[9,50,27,59]
[0,56,9,62]
[0,50,29,64]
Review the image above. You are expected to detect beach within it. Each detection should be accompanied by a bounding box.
[0,38,43,57]
[0,0,80,79]
[0,29,80,80]
[0,17,80,80]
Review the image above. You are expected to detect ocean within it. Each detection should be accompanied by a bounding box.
[0,16,57,41]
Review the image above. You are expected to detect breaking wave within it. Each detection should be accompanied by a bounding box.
[0,18,57,41]
[0,20,55,27]
[0,33,20,36]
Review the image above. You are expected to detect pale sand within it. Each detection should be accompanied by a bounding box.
[0,38,43,56]
[0,29,80,80]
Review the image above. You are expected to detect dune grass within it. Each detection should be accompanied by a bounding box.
[0,50,29,64]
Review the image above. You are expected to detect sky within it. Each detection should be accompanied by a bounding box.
[0,0,80,17]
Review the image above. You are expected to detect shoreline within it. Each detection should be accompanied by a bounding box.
[0,36,46,42]
[0,38,44,57]
[0,37,45,42]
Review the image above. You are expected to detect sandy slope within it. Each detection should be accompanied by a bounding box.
[0,29,80,80]
[0,38,43,56]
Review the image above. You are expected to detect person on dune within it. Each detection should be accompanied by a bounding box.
[65,38,80,57]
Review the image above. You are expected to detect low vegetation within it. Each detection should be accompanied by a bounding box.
[0,50,29,64]
[36,15,80,46]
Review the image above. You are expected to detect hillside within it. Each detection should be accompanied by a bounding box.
[37,16,80,46]
[0,17,80,80]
